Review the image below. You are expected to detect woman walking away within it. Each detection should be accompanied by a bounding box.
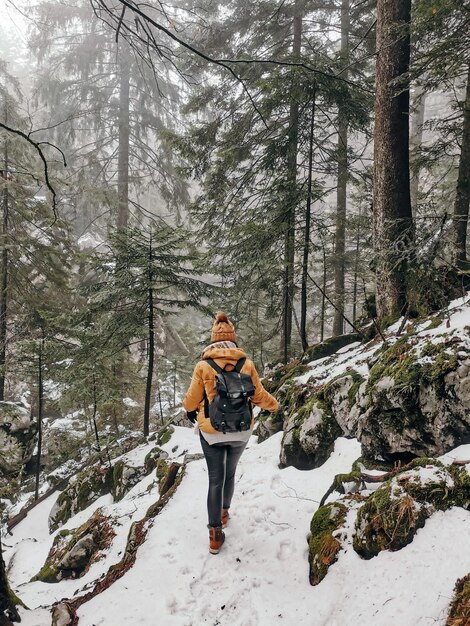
[183,312,279,554]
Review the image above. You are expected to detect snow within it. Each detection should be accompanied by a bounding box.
[123,396,139,407]
[77,232,105,250]
[5,427,470,626]
[295,291,470,389]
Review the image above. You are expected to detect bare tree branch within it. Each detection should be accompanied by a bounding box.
[0,121,65,221]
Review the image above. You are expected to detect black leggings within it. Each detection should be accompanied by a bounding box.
[200,434,247,527]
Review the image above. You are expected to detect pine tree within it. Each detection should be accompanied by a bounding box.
[80,223,210,436]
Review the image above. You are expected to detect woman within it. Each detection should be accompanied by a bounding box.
[183,312,279,554]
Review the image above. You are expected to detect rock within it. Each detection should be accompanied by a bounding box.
[49,464,113,532]
[58,534,94,571]
[112,461,146,502]
[353,459,470,559]
[357,338,470,462]
[0,402,37,474]
[300,334,362,365]
[34,508,115,583]
[183,453,204,463]
[144,446,168,474]
[156,426,174,447]
[280,398,341,470]
[51,603,72,626]
[308,501,348,586]
[278,328,470,469]
[255,413,283,443]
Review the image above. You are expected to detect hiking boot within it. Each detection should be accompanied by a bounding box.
[208,526,225,554]
[221,508,230,528]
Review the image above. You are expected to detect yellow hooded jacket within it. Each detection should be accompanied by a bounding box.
[183,346,279,434]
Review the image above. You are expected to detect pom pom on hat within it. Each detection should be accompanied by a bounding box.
[211,311,236,343]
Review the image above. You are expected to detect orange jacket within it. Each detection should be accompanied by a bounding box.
[183,346,279,434]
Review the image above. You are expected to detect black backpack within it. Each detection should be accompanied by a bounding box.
[204,358,255,433]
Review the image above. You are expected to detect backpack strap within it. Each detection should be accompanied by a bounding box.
[205,358,224,373]
[234,357,246,373]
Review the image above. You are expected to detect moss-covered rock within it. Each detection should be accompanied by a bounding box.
[353,460,470,559]
[33,508,115,582]
[49,463,113,532]
[358,336,470,463]
[156,426,174,447]
[280,396,342,470]
[301,334,362,365]
[447,573,470,625]
[143,446,168,474]
[111,460,147,502]
[308,502,348,585]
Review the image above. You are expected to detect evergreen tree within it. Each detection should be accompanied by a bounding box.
[170,0,372,361]
[78,223,210,435]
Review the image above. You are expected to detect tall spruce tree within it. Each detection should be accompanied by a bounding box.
[81,223,210,436]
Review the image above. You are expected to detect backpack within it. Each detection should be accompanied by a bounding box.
[204,358,255,433]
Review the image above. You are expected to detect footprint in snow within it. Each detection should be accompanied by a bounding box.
[277,539,295,561]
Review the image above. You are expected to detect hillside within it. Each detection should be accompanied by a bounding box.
[3,293,470,626]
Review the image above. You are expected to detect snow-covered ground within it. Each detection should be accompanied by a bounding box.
[6,426,470,626]
[295,291,470,388]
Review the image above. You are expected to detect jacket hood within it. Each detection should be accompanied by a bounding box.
[202,346,247,369]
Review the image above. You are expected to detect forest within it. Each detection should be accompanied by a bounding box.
[1,0,470,625]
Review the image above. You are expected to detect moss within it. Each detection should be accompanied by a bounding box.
[144,446,166,473]
[353,460,470,559]
[301,334,361,366]
[112,460,124,489]
[155,458,171,491]
[33,509,115,583]
[427,314,445,330]
[447,573,470,625]
[263,360,309,394]
[308,502,348,586]
[347,372,365,408]
[50,465,113,532]
[157,426,174,447]
[353,482,427,559]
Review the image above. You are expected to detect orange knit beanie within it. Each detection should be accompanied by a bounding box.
[211,311,236,343]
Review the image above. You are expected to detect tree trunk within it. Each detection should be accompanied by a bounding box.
[35,331,44,501]
[453,63,470,270]
[91,372,101,453]
[300,90,316,352]
[410,87,426,214]
[281,6,302,363]
[373,0,413,320]
[321,238,327,342]
[143,237,154,437]
[352,217,361,323]
[0,99,9,401]
[332,0,350,337]
[117,42,130,230]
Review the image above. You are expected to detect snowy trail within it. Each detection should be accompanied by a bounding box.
[71,430,469,626]
[6,428,470,626]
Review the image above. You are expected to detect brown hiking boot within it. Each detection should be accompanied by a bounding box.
[208,526,225,554]
[221,508,230,528]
